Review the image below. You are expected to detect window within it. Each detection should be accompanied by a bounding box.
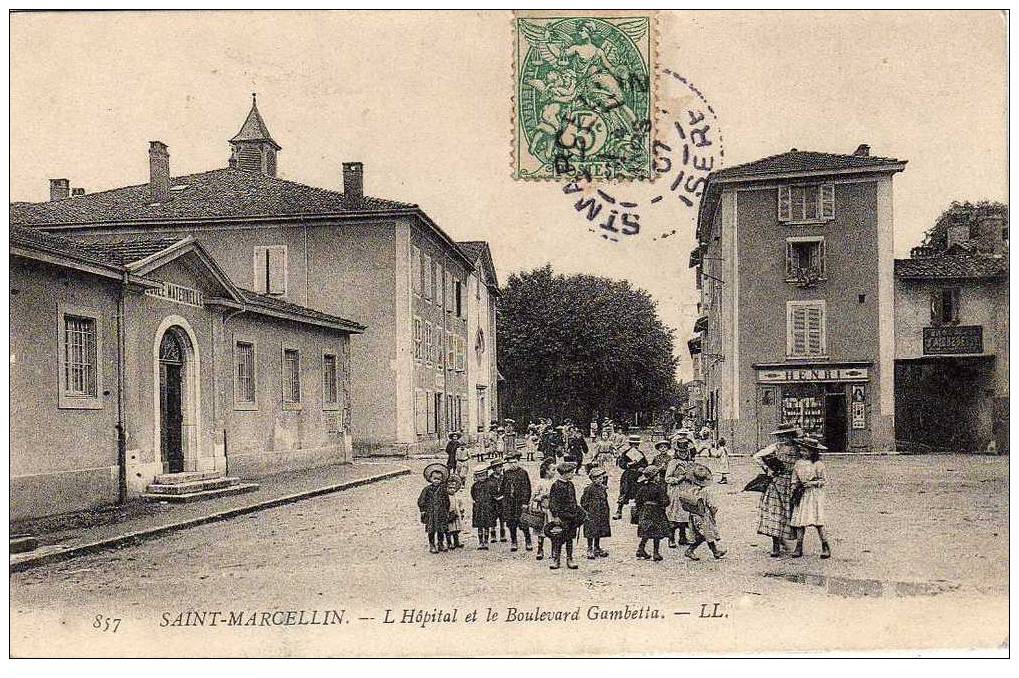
[411,246,421,297]
[322,353,339,409]
[787,301,827,358]
[778,184,834,223]
[475,277,481,301]
[436,327,444,369]
[422,254,432,299]
[235,341,256,408]
[930,287,961,325]
[785,237,826,280]
[282,348,301,406]
[253,245,287,295]
[58,306,102,409]
[431,259,439,304]
[424,322,433,366]
[426,390,435,434]
[440,266,447,310]
[413,316,423,361]
[455,280,464,317]
[447,331,455,369]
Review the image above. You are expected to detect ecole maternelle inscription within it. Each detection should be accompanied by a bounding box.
[154,602,727,630]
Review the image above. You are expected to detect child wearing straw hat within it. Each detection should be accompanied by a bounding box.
[634,465,671,561]
[580,466,611,559]
[614,434,648,520]
[790,436,831,559]
[470,463,497,550]
[418,463,451,554]
[681,464,727,561]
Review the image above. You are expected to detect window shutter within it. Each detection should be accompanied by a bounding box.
[791,306,808,355]
[929,289,942,324]
[806,306,824,355]
[820,184,835,220]
[253,247,267,293]
[817,239,826,276]
[778,186,792,222]
[267,247,286,295]
[785,242,795,277]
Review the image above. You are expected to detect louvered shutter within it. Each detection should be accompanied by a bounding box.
[817,239,826,276]
[791,306,808,355]
[778,186,792,221]
[806,306,824,355]
[267,247,287,295]
[929,289,942,323]
[785,241,795,277]
[820,184,835,220]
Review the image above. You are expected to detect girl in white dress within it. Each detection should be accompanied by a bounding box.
[790,437,831,559]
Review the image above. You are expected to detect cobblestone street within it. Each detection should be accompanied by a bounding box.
[10,455,1008,656]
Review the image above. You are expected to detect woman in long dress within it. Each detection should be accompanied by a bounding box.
[790,437,831,559]
[754,437,800,557]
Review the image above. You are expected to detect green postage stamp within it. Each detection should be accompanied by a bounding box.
[514,12,656,181]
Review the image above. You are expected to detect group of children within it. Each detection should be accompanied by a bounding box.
[419,430,732,567]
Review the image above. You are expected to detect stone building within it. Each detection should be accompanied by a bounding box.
[10,226,361,519]
[458,241,501,438]
[10,96,495,457]
[894,218,1009,453]
[688,145,906,454]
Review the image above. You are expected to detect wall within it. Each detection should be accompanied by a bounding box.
[9,258,121,519]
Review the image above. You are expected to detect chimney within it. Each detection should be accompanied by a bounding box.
[343,162,363,202]
[49,178,70,201]
[71,187,85,197]
[853,144,871,157]
[148,140,170,204]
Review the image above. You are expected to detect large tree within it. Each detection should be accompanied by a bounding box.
[497,264,680,426]
[920,200,1008,251]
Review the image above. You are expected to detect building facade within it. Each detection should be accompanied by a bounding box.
[458,241,501,439]
[10,227,360,520]
[894,224,1009,454]
[689,146,906,454]
[10,97,494,457]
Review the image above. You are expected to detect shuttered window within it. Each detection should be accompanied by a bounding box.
[785,237,826,279]
[424,322,433,366]
[413,316,423,360]
[253,245,287,295]
[422,254,432,299]
[411,246,421,297]
[787,301,827,357]
[322,353,338,406]
[778,184,835,223]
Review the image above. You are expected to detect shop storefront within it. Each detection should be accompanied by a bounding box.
[753,363,872,453]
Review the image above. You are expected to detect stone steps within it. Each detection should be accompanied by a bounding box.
[141,482,260,504]
[145,477,241,495]
[152,469,224,485]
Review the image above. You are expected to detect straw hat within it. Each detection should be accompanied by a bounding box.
[423,463,449,483]
[473,465,490,479]
[687,463,713,487]
[654,440,672,451]
[505,450,522,461]
[795,436,828,451]
[557,461,577,475]
[627,434,642,444]
[589,466,607,480]
[448,431,462,440]
[770,422,801,436]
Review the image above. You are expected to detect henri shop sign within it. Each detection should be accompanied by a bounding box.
[758,366,869,383]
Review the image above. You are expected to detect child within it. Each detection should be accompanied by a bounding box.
[488,459,507,543]
[500,451,533,552]
[547,461,582,570]
[681,464,727,561]
[580,466,611,559]
[445,476,466,549]
[455,440,471,482]
[531,458,556,560]
[790,436,831,559]
[417,463,451,554]
[470,464,497,550]
[633,465,670,562]
[714,437,731,484]
[664,441,693,548]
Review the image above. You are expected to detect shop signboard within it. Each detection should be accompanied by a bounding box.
[757,366,869,383]
[923,325,983,355]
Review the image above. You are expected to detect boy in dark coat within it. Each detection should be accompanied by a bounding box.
[614,435,648,520]
[580,466,611,559]
[565,429,588,473]
[500,451,533,552]
[470,465,497,549]
[445,431,462,471]
[488,459,507,543]
[634,465,671,561]
[417,464,451,553]
[548,462,583,570]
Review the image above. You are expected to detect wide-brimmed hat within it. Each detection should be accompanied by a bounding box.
[654,440,671,451]
[423,463,449,483]
[448,431,462,440]
[687,463,713,487]
[770,422,801,436]
[473,465,490,479]
[489,458,505,469]
[795,436,828,451]
[557,461,577,475]
[589,466,607,480]
[505,450,522,461]
[627,434,642,444]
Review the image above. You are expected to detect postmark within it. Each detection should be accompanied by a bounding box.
[559,68,724,243]
[513,13,656,181]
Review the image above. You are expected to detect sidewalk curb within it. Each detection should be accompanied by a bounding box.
[10,468,410,573]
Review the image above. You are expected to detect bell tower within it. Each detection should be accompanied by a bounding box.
[229,93,282,177]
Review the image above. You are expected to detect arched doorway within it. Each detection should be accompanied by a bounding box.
[158,328,191,473]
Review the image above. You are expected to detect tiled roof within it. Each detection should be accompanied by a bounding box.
[457,241,487,262]
[895,253,1008,280]
[92,236,190,263]
[236,288,364,333]
[711,149,905,180]
[9,168,417,226]
[9,225,128,268]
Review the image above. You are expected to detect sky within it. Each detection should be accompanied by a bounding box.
[9,11,1008,380]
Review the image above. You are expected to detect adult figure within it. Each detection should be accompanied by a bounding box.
[664,437,694,547]
[547,461,583,570]
[753,422,802,557]
[445,431,462,471]
[614,434,648,520]
[500,451,533,552]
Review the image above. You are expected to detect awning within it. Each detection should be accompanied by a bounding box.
[688,246,703,269]
[693,315,708,333]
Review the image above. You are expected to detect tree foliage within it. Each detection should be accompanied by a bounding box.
[497,264,680,425]
[921,200,1008,251]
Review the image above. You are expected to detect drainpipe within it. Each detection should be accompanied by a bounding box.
[221,307,248,477]
[116,274,128,503]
